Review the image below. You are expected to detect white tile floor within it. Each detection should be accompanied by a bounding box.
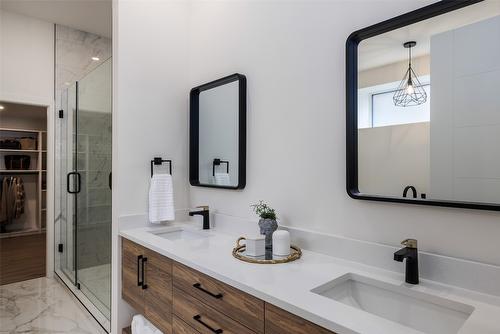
[0,277,107,334]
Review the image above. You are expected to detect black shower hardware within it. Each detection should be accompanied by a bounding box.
[150,157,172,177]
[403,185,417,199]
[212,158,229,176]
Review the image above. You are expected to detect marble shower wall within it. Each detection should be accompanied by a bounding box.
[54,25,112,272]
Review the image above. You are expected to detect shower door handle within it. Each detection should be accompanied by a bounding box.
[108,172,112,190]
[67,172,81,194]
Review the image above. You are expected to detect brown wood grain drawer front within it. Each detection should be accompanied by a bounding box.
[122,238,145,313]
[173,315,202,334]
[265,303,336,334]
[173,262,264,333]
[173,287,256,334]
[144,249,173,334]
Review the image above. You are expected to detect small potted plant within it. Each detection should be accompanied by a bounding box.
[251,201,278,250]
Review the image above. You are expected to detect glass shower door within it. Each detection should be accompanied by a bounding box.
[75,59,112,320]
[56,58,112,329]
[57,82,77,285]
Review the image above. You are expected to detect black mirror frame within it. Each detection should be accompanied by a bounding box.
[190,73,247,190]
[345,0,500,211]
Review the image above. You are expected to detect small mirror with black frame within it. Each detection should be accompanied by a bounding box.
[347,0,500,211]
[190,73,246,189]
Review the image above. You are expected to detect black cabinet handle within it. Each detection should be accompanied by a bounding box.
[137,255,143,287]
[66,172,81,194]
[193,315,223,333]
[141,257,148,289]
[193,283,223,299]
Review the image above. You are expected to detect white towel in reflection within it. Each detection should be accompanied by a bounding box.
[131,314,163,334]
[149,174,175,223]
[214,172,231,186]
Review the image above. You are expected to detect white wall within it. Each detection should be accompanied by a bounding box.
[0,9,55,279]
[0,10,54,105]
[186,0,500,268]
[112,0,190,331]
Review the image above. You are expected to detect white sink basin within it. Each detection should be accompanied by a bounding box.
[311,273,474,334]
[151,227,209,241]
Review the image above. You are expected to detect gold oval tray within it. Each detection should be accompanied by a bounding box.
[232,237,302,264]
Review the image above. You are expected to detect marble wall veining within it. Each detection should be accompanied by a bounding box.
[55,25,111,93]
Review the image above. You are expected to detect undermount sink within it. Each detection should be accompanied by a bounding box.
[311,273,474,334]
[151,226,209,241]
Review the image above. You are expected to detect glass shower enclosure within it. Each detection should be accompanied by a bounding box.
[55,58,112,331]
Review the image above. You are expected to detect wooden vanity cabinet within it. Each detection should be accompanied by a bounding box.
[122,238,173,334]
[122,237,335,334]
[122,239,146,313]
[265,303,335,334]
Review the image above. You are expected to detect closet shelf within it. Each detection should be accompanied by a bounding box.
[0,170,40,173]
[0,149,40,153]
[0,228,42,239]
[0,127,41,133]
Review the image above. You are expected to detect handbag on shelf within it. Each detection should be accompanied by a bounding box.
[4,155,31,170]
[0,139,21,150]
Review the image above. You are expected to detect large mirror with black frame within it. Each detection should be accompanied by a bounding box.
[190,73,246,189]
[347,0,500,211]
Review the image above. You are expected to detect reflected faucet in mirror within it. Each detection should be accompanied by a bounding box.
[403,185,417,199]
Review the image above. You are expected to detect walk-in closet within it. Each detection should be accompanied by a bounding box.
[0,101,48,284]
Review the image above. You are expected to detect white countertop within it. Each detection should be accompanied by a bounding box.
[120,222,500,334]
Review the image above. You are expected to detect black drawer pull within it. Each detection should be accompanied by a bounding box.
[193,315,223,333]
[193,283,223,299]
[141,257,148,289]
[137,255,143,286]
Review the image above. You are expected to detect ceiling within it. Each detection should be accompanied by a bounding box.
[359,1,500,71]
[0,0,112,38]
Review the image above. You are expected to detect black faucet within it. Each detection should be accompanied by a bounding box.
[403,185,417,198]
[394,239,419,284]
[189,206,210,230]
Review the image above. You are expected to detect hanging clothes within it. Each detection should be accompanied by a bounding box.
[0,176,25,227]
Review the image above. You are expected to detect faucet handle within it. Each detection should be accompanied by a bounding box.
[196,205,209,211]
[401,239,417,248]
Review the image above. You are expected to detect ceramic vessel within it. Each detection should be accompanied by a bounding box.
[258,218,278,250]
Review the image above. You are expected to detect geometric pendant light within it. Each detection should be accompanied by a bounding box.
[393,41,428,107]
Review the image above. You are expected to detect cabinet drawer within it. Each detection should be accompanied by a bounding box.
[173,315,201,334]
[265,303,336,334]
[144,249,173,334]
[122,238,145,313]
[173,262,264,333]
[173,287,256,334]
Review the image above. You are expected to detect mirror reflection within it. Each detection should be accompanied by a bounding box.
[199,81,239,186]
[357,1,500,204]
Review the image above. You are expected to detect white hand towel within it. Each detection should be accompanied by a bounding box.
[214,172,231,186]
[149,174,175,223]
[131,314,163,334]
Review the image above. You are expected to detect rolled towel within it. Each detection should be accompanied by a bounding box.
[149,174,175,223]
[131,314,163,334]
[214,172,231,186]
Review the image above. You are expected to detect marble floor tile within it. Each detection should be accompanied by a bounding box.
[0,277,107,334]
